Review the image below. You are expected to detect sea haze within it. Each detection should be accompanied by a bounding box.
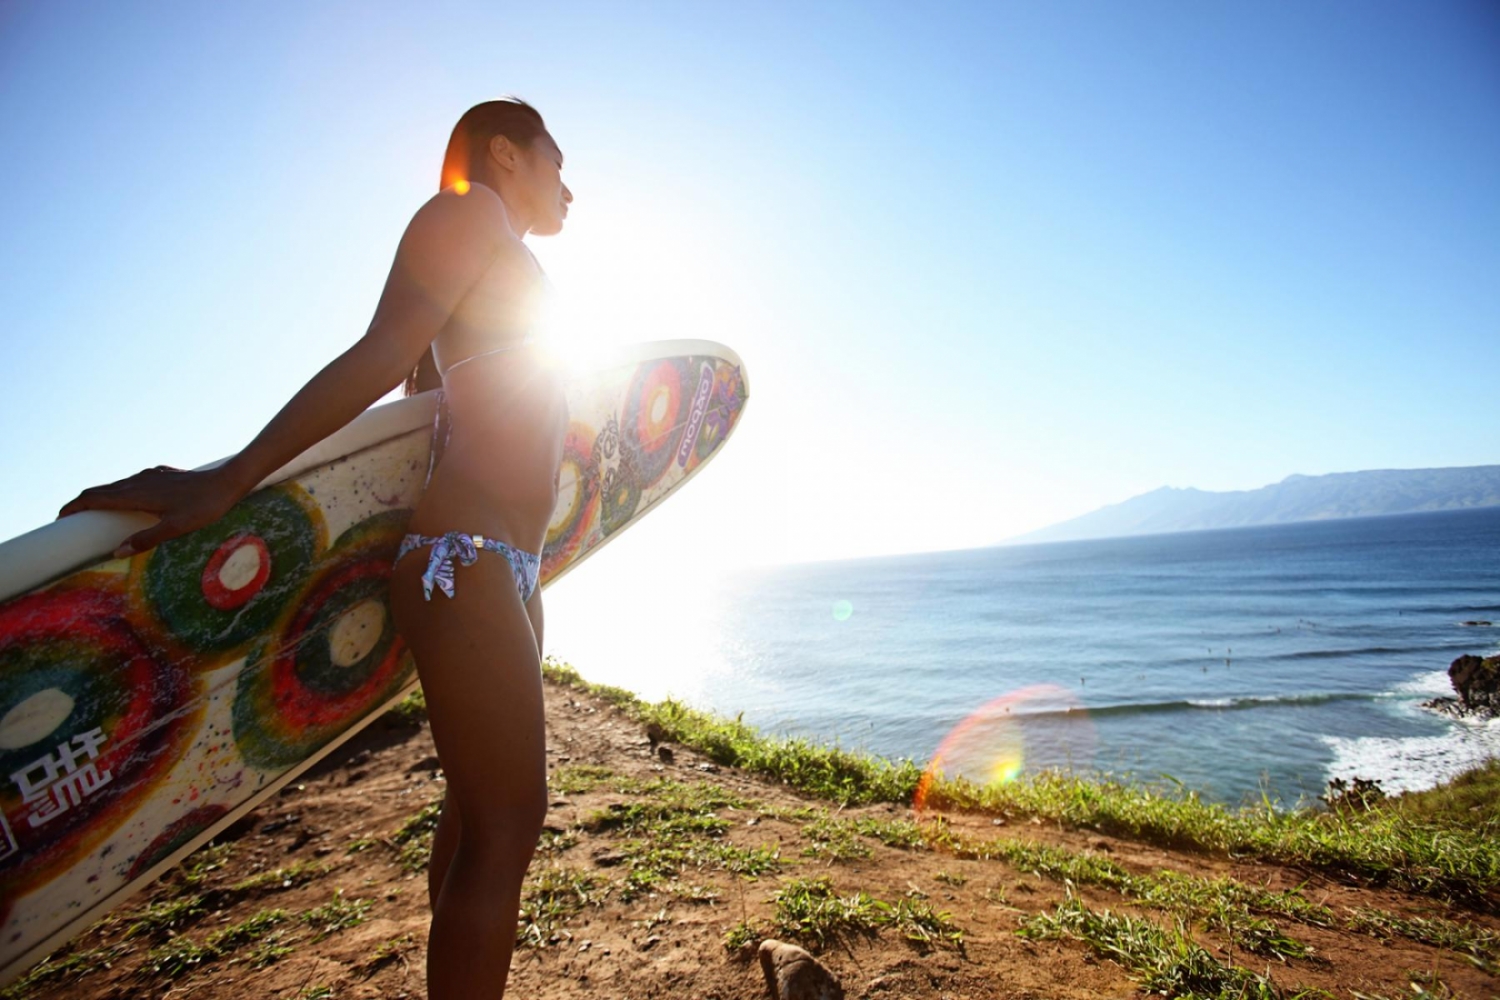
[549,507,1500,807]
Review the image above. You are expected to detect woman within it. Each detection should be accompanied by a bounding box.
[57,97,573,999]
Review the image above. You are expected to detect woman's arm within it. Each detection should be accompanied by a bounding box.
[219,190,516,493]
[60,189,522,555]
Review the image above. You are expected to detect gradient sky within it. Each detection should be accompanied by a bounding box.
[2,0,1497,570]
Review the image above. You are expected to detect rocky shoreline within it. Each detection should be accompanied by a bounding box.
[1422,653,1500,721]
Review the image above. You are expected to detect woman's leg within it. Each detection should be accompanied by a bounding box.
[427,792,460,912]
[391,553,548,999]
[424,578,545,913]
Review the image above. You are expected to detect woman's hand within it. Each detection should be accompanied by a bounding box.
[56,465,249,558]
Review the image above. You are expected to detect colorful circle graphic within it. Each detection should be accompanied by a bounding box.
[231,511,413,771]
[623,359,688,488]
[542,423,600,580]
[142,487,324,658]
[0,587,199,895]
[912,684,1095,815]
[599,461,642,537]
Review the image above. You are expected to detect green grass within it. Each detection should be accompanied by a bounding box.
[362,933,417,971]
[542,659,923,805]
[1348,906,1500,968]
[765,875,964,954]
[300,890,373,941]
[121,895,207,939]
[941,833,1317,961]
[723,919,760,953]
[769,876,886,951]
[1018,895,1282,999]
[143,907,292,977]
[549,763,617,794]
[385,687,428,725]
[537,827,580,853]
[228,859,331,894]
[392,797,443,872]
[180,842,236,885]
[579,777,781,898]
[877,895,966,952]
[800,815,873,862]
[518,866,604,948]
[1384,758,1500,833]
[923,770,1500,906]
[0,945,129,1000]
[540,657,1500,906]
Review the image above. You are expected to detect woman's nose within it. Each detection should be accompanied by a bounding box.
[562,184,574,204]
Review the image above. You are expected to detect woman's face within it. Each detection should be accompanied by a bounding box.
[520,132,571,236]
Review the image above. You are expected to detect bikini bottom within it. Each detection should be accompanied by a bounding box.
[394,531,541,603]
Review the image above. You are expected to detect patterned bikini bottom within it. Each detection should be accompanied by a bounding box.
[394,531,541,603]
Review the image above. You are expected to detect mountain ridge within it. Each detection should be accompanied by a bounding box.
[1010,464,1500,544]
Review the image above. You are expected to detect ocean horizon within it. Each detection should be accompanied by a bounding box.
[546,506,1500,806]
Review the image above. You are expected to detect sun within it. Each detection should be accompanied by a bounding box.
[527,202,741,373]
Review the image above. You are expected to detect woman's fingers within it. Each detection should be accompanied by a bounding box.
[114,517,172,559]
[57,476,176,518]
[58,490,162,518]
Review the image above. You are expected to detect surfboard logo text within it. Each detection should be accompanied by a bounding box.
[9,727,114,829]
[677,363,716,468]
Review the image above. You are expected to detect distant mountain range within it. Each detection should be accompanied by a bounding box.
[1010,465,1500,545]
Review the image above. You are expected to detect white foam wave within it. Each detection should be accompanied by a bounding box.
[1323,715,1500,795]
[1388,669,1456,699]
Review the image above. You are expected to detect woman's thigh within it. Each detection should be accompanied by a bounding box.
[389,551,548,833]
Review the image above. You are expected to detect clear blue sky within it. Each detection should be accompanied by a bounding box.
[2,0,1497,566]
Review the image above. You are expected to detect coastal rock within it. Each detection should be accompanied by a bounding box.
[1423,653,1500,720]
[1450,654,1500,712]
[758,939,845,1000]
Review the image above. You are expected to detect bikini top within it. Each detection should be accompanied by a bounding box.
[424,335,540,489]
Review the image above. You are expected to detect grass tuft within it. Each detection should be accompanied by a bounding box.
[228,859,330,895]
[770,876,885,952]
[1019,894,1282,999]
[518,865,604,948]
[300,889,373,941]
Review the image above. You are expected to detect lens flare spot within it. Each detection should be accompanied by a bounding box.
[832,599,854,622]
[454,179,471,195]
[913,684,1095,816]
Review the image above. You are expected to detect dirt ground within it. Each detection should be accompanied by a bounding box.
[9,674,1498,1000]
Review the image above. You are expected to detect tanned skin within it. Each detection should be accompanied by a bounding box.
[60,127,574,999]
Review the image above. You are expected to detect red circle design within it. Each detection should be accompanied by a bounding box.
[635,361,683,455]
[199,534,271,611]
[268,559,405,731]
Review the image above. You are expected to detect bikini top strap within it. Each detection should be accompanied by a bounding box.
[423,388,451,490]
[438,338,531,378]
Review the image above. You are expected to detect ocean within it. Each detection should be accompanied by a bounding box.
[545,507,1500,807]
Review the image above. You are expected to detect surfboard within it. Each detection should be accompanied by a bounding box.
[0,339,749,985]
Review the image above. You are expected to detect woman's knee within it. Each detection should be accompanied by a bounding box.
[464,778,546,838]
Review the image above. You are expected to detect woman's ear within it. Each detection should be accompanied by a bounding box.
[489,134,519,173]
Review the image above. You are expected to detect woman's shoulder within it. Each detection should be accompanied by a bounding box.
[400,184,526,264]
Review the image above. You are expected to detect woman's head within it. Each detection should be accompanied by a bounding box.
[440,97,571,237]
[406,98,570,396]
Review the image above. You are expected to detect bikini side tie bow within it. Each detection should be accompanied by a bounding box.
[420,531,481,600]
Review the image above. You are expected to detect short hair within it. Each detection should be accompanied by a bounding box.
[439,97,549,192]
